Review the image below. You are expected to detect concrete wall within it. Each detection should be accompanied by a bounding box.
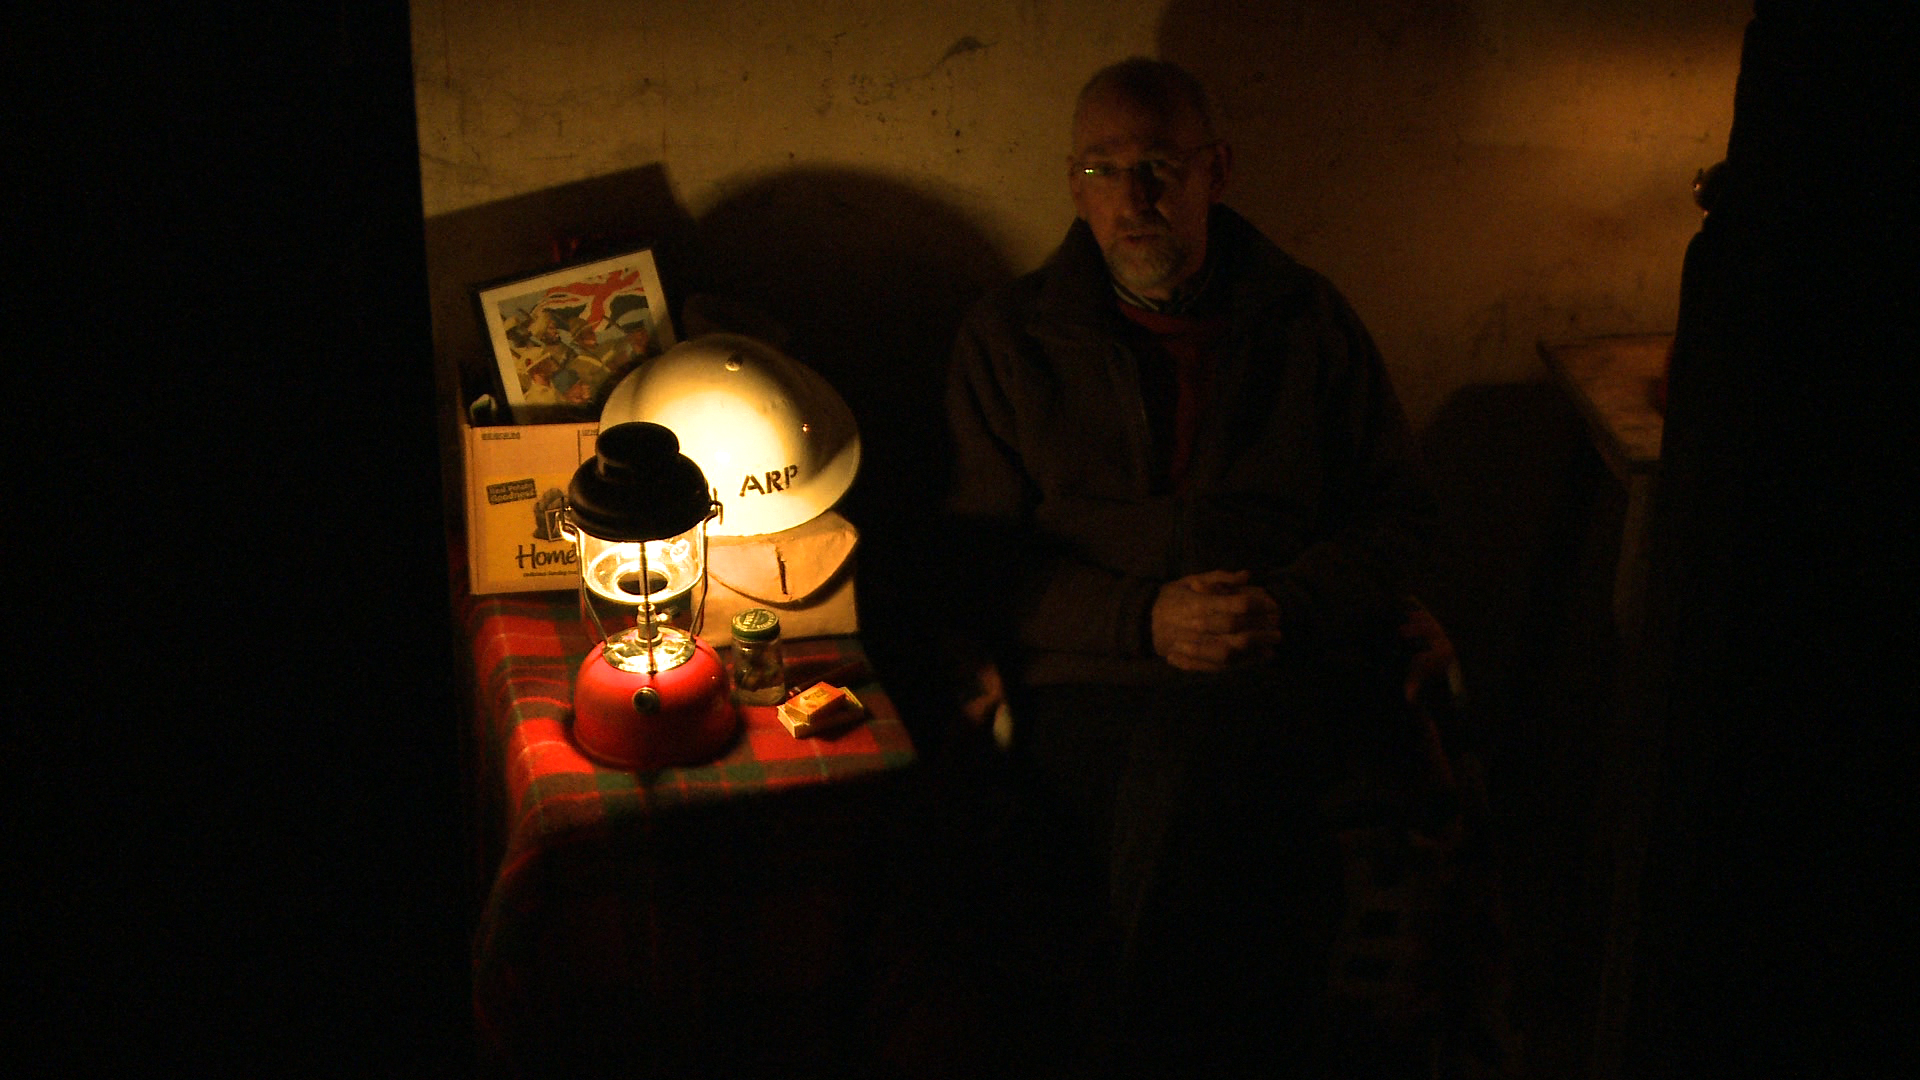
[412,0,1748,428]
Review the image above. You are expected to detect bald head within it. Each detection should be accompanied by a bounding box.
[1072,58,1217,148]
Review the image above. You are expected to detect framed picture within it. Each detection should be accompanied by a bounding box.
[475,247,677,424]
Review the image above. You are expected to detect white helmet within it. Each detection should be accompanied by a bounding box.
[598,333,860,537]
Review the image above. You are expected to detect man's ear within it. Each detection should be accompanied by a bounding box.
[1207,141,1234,202]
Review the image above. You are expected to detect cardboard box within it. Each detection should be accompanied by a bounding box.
[460,415,602,595]
[459,415,861,638]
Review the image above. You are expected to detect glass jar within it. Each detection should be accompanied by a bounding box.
[729,608,787,705]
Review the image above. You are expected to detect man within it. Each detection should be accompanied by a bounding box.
[943,58,1437,1076]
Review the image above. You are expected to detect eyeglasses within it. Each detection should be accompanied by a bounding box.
[1072,142,1219,187]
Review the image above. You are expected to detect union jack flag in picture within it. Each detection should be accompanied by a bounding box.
[542,267,642,326]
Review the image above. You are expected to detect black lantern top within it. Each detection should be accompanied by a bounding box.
[567,422,715,542]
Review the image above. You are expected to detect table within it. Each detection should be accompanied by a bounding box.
[461,588,917,1077]
[1537,334,1671,634]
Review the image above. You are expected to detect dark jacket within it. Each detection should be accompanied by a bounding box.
[944,205,1435,687]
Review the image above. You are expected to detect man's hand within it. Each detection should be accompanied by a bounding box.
[1151,569,1284,672]
[1398,601,1460,706]
[961,662,1006,727]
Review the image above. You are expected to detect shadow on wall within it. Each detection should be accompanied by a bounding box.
[680,169,1014,553]
[422,165,698,421]
[1157,0,1479,227]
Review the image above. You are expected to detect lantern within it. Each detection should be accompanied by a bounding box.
[561,421,736,769]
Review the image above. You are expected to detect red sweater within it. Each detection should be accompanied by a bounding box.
[1118,300,1228,491]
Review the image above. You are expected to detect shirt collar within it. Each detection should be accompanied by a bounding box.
[1111,253,1217,316]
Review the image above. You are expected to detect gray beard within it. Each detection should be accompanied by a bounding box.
[1106,235,1187,295]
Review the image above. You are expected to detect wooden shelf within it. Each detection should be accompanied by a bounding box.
[1537,334,1669,483]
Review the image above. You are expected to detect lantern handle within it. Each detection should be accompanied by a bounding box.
[685,499,722,638]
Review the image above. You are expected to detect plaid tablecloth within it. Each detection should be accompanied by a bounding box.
[462,589,917,1076]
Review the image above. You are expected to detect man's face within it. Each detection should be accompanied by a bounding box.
[1069,90,1229,299]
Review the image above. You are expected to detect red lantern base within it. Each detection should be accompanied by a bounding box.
[571,635,738,770]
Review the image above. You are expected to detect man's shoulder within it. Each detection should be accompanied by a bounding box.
[962,222,1108,341]
[957,266,1047,345]
[1212,206,1318,294]
[980,261,1054,314]
[1211,207,1365,328]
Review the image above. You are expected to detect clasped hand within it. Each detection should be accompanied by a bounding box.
[1151,569,1284,672]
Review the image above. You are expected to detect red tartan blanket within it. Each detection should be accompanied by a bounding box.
[462,589,916,1074]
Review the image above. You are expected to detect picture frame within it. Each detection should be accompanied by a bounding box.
[474,246,677,424]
